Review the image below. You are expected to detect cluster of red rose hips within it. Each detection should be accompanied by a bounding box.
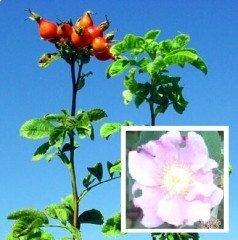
[27,9,116,61]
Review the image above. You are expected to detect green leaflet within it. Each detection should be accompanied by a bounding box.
[20,119,54,139]
[7,209,48,238]
[32,142,52,161]
[107,58,136,78]
[87,162,103,182]
[144,29,161,43]
[197,131,222,163]
[100,122,122,139]
[7,208,48,224]
[66,226,82,240]
[83,174,96,188]
[163,49,198,67]
[102,212,126,237]
[110,34,145,55]
[78,209,104,225]
[87,108,107,122]
[38,53,60,68]
[172,34,190,49]
[109,160,121,174]
[229,163,232,175]
[190,56,208,75]
[122,90,133,104]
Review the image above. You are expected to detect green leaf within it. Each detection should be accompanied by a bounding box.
[83,174,96,188]
[67,226,82,240]
[229,163,232,175]
[197,131,222,163]
[43,113,65,122]
[190,56,208,75]
[87,162,103,182]
[172,34,190,49]
[123,68,137,92]
[107,161,114,178]
[164,49,198,67]
[109,160,121,174]
[87,109,107,122]
[122,90,133,104]
[76,122,94,140]
[107,58,135,78]
[100,123,121,139]
[110,34,145,55]
[12,217,43,237]
[20,119,54,139]
[157,39,173,54]
[38,53,60,68]
[102,212,126,237]
[62,142,79,152]
[78,209,104,225]
[61,194,74,210]
[7,208,48,224]
[147,56,166,76]
[32,142,52,161]
[28,230,55,240]
[46,151,59,162]
[45,204,71,225]
[49,125,66,145]
[137,131,165,147]
[5,233,19,240]
[144,29,161,43]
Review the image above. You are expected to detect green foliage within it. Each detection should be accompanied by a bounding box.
[126,131,165,150]
[7,209,49,238]
[83,174,96,188]
[229,163,232,175]
[100,120,134,139]
[107,30,207,121]
[6,230,55,240]
[45,204,73,225]
[20,119,54,139]
[197,131,222,162]
[78,209,104,225]
[87,162,103,182]
[152,233,199,240]
[21,108,107,163]
[38,53,60,68]
[102,212,126,237]
[32,142,53,161]
[109,160,121,174]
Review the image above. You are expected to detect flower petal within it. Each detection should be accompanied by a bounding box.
[128,150,161,186]
[157,195,211,226]
[180,132,209,171]
[132,182,164,228]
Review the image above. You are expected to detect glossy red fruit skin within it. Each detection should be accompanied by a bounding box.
[94,45,115,61]
[92,37,108,53]
[76,11,93,28]
[56,23,73,39]
[86,26,103,39]
[38,18,57,40]
[71,27,92,48]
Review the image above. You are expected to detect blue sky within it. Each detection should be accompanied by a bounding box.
[0,0,237,239]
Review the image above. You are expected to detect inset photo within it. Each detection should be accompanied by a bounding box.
[121,126,229,233]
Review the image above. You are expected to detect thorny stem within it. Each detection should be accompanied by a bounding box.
[69,60,84,228]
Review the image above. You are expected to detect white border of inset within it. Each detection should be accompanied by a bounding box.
[121,126,229,233]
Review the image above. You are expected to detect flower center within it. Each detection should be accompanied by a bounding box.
[162,164,191,196]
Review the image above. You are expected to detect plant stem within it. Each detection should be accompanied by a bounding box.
[149,102,155,126]
[68,60,83,228]
[78,176,121,202]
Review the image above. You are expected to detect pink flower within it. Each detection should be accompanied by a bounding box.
[128,131,223,228]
